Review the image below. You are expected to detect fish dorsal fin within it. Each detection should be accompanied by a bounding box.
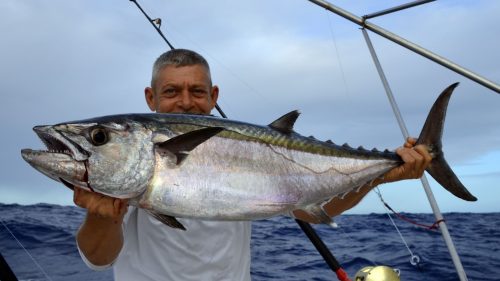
[156,127,224,165]
[268,110,300,134]
[146,210,186,230]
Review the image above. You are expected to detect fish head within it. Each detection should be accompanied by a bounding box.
[21,116,156,199]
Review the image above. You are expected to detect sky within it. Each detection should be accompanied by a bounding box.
[0,0,499,214]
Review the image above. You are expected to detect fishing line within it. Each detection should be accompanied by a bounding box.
[130,1,351,280]
[152,16,273,111]
[130,0,275,118]
[130,0,226,118]
[374,187,443,230]
[374,187,422,268]
[0,219,54,281]
[325,11,351,100]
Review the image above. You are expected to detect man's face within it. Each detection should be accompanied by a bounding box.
[145,64,219,115]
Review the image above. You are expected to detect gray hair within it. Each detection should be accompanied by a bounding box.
[151,49,211,88]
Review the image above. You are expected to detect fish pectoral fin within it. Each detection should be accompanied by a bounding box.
[156,127,224,165]
[268,110,300,134]
[146,211,186,231]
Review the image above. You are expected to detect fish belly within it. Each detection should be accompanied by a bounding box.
[139,137,396,220]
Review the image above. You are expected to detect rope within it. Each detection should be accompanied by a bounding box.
[374,187,442,230]
[0,219,54,281]
[384,201,443,230]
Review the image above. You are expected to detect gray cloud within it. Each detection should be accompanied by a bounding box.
[1,0,498,212]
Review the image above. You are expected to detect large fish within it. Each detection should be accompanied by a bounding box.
[21,83,476,230]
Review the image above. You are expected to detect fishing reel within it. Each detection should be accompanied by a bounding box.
[354,265,400,281]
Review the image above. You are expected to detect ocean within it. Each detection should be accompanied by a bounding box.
[0,203,499,281]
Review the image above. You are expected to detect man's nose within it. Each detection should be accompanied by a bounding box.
[178,90,194,109]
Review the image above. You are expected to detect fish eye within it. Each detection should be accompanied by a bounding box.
[90,127,109,146]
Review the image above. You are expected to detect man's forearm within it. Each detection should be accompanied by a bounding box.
[76,213,124,266]
[322,177,384,217]
[292,178,384,223]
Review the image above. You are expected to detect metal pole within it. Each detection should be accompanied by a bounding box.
[362,28,469,281]
[308,0,500,94]
[363,0,436,20]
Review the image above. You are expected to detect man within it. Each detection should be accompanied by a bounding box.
[74,49,431,280]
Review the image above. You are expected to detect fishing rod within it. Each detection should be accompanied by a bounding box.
[129,0,227,118]
[129,1,350,280]
[0,251,18,281]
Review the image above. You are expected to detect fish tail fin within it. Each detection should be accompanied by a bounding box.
[416,83,477,201]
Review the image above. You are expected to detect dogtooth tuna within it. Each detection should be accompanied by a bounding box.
[21,83,476,230]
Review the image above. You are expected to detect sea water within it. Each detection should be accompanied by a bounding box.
[1,203,499,281]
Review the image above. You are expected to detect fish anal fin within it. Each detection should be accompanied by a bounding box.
[147,210,186,231]
[268,110,300,134]
[156,127,224,165]
[293,204,336,227]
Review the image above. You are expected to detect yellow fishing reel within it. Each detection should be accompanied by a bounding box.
[354,265,400,281]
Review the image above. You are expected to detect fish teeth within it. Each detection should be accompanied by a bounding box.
[47,149,71,155]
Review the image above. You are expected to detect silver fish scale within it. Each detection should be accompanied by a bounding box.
[22,85,478,225]
[139,134,397,220]
[140,113,399,160]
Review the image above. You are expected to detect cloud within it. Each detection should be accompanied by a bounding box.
[0,0,498,212]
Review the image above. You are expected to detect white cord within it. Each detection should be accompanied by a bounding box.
[0,219,54,281]
[374,187,421,266]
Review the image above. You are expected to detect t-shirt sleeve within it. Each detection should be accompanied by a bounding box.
[76,241,115,271]
[74,208,135,271]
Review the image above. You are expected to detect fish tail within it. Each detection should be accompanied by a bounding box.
[416,83,477,201]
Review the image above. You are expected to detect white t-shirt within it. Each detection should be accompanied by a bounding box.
[78,207,252,281]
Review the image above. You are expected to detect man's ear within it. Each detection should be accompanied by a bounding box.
[145,87,156,112]
[210,85,219,108]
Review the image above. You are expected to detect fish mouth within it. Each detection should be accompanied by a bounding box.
[32,125,89,161]
[21,125,89,187]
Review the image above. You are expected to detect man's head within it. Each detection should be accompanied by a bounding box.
[145,49,219,114]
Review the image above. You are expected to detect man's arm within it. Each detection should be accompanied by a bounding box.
[74,187,128,266]
[293,138,432,222]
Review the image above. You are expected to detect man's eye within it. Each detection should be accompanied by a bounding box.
[163,89,177,97]
[192,89,207,97]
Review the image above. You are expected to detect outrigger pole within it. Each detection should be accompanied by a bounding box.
[307,0,487,280]
[362,28,470,281]
[308,0,500,94]
[129,1,350,280]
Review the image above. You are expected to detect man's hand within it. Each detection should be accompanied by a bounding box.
[74,187,128,222]
[294,137,433,221]
[74,187,128,266]
[382,137,432,183]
